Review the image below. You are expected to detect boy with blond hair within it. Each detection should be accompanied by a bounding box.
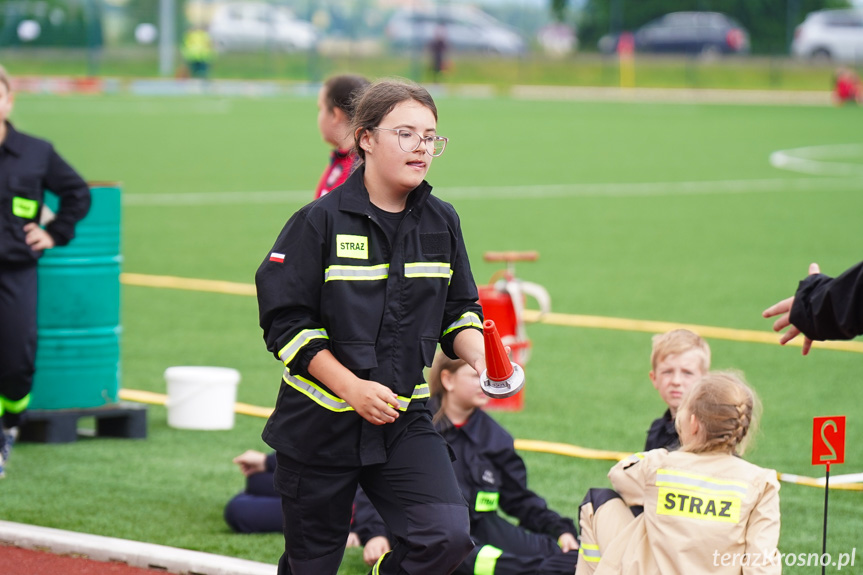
[644,329,711,451]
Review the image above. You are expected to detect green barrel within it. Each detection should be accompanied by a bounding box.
[31,184,122,410]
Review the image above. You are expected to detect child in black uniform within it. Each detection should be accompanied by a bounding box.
[355,351,579,575]
[256,79,486,574]
[643,329,711,451]
[0,64,90,478]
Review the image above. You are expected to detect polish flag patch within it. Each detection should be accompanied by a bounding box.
[269,252,285,263]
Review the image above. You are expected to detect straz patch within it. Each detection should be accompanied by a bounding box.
[12,197,39,219]
[336,234,368,260]
[475,491,500,512]
[657,487,741,523]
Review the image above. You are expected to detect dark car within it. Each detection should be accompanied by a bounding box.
[599,11,749,56]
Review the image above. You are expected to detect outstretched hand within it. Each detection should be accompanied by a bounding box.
[762,262,820,355]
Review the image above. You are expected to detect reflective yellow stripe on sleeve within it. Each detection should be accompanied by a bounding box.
[283,370,429,413]
[278,328,329,367]
[442,311,483,337]
[0,393,30,415]
[371,550,390,575]
[579,543,601,563]
[474,545,503,575]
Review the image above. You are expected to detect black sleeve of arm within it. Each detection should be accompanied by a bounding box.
[255,209,332,377]
[790,261,863,341]
[439,214,483,359]
[43,146,90,246]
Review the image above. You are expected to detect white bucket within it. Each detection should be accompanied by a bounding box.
[164,366,241,430]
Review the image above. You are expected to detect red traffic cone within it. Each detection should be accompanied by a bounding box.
[480,320,525,398]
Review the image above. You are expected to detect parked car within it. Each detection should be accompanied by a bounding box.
[537,23,578,56]
[792,9,863,62]
[598,11,749,56]
[386,5,525,56]
[208,2,317,53]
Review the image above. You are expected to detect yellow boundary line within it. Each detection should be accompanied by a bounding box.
[121,273,256,297]
[521,310,863,354]
[118,388,863,491]
[120,272,863,354]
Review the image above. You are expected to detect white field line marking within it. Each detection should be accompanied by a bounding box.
[123,189,313,206]
[122,176,861,206]
[770,143,863,176]
[119,272,863,354]
[18,98,234,115]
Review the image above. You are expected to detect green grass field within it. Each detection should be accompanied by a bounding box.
[1,90,861,573]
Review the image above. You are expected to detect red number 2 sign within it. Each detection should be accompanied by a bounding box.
[812,416,846,466]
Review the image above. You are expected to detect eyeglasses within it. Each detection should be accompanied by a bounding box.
[372,127,448,157]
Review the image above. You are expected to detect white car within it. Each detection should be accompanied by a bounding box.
[386,5,525,56]
[792,9,863,62]
[209,2,318,53]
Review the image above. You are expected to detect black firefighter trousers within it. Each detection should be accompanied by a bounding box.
[274,410,473,575]
[0,265,37,427]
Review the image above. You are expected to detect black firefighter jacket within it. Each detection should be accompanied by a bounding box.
[0,122,90,267]
[255,167,483,466]
[791,261,863,341]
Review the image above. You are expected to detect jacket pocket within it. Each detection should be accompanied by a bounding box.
[332,340,378,371]
[8,176,42,220]
[273,461,301,500]
[8,176,41,195]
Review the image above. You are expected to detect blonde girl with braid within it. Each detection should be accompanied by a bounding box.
[576,371,781,575]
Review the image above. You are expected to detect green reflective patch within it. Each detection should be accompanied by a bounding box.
[475,491,499,512]
[12,197,38,219]
[336,234,368,259]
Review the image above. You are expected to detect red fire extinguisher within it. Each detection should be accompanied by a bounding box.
[477,251,551,411]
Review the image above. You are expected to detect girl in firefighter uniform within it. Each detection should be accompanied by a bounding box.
[576,371,781,575]
[0,65,90,477]
[256,80,486,575]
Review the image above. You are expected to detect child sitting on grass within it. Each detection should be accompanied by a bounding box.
[576,371,780,575]
[644,329,711,451]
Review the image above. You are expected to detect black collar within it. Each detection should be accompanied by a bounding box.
[338,165,433,217]
[1,122,24,157]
